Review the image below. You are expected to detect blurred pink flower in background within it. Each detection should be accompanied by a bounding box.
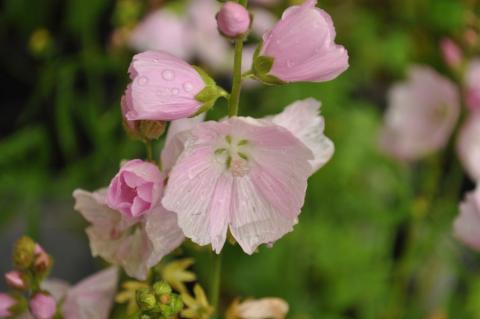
[454,187,480,250]
[0,293,16,317]
[162,99,333,254]
[440,38,463,68]
[379,66,460,160]
[457,113,480,181]
[256,0,348,83]
[465,59,480,112]
[229,298,289,319]
[29,293,56,319]
[106,159,164,219]
[5,270,26,290]
[216,1,251,38]
[124,51,208,121]
[73,187,184,279]
[250,8,276,38]
[128,10,192,60]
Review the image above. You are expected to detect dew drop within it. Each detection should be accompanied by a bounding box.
[162,69,175,81]
[137,76,148,86]
[153,58,159,63]
[171,88,179,95]
[286,60,295,68]
[183,82,193,92]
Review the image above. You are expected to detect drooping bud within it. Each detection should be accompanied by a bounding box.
[5,271,27,290]
[216,2,251,39]
[12,236,36,270]
[29,293,57,319]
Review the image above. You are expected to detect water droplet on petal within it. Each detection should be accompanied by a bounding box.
[137,76,148,86]
[162,69,175,81]
[183,82,193,92]
[171,88,179,95]
[286,60,295,68]
[153,58,159,63]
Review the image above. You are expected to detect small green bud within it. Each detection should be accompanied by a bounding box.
[153,281,172,296]
[136,288,157,311]
[13,236,36,270]
[170,294,184,314]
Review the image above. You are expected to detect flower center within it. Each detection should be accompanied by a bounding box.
[214,135,250,177]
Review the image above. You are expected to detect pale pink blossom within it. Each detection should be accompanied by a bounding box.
[128,10,192,60]
[106,159,164,219]
[5,270,26,290]
[465,59,480,112]
[255,0,348,83]
[454,187,480,249]
[457,113,480,181]
[216,2,251,38]
[440,38,462,68]
[230,298,289,319]
[162,117,315,254]
[73,188,184,279]
[124,51,210,121]
[379,66,460,160]
[29,293,56,319]
[0,293,16,317]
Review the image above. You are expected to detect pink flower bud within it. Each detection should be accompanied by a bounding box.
[440,38,462,68]
[106,159,165,219]
[29,293,56,319]
[253,0,348,84]
[0,293,16,317]
[123,51,223,122]
[216,2,251,38]
[5,271,26,290]
[465,59,480,112]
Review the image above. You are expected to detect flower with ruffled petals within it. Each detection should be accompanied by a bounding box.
[123,51,224,122]
[29,293,56,319]
[252,0,348,84]
[226,298,289,319]
[0,293,16,317]
[379,66,460,160]
[216,2,251,38]
[162,111,332,253]
[454,187,480,249]
[73,187,184,279]
[457,113,480,181]
[465,59,480,112]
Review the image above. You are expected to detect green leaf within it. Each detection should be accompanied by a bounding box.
[253,55,274,75]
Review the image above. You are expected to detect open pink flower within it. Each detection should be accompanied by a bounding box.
[0,293,16,317]
[123,51,219,121]
[253,0,348,84]
[457,113,480,181]
[128,10,192,60]
[106,159,164,219]
[74,188,184,279]
[162,117,315,254]
[379,66,460,161]
[454,187,480,250]
[465,59,480,112]
[29,293,56,319]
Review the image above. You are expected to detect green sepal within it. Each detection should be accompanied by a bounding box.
[193,66,215,87]
[192,65,228,116]
[251,44,287,85]
[253,55,274,75]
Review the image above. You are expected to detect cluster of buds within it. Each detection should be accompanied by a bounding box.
[136,281,183,319]
[0,236,56,319]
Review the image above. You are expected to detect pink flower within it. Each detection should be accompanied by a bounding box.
[457,113,480,181]
[106,159,164,219]
[29,293,56,319]
[128,10,192,60]
[253,0,348,84]
[454,187,480,249]
[73,188,184,279]
[440,38,462,68]
[216,2,251,38]
[162,114,328,254]
[5,270,26,290]
[229,298,289,319]
[465,59,480,112]
[379,66,460,161]
[123,51,222,121]
[0,293,16,317]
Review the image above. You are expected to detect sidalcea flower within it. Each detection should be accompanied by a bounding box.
[216,2,251,39]
[252,0,348,84]
[128,10,192,60]
[106,159,164,219]
[162,100,333,254]
[454,187,480,250]
[123,51,225,122]
[5,270,26,290]
[29,293,56,319]
[73,187,184,279]
[440,38,463,68]
[379,66,460,161]
[226,298,289,319]
[0,293,16,317]
[457,113,480,181]
[465,59,480,112]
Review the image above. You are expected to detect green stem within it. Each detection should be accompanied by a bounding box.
[228,38,244,117]
[145,140,153,162]
[209,252,222,318]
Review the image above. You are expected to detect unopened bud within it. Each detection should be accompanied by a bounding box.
[13,236,36,270]
[136,288,157,311]
[33,245,52,274]
[29,293,56,319]
[216,1,251,39]
[153,281,172,296]
[5,271,27,290]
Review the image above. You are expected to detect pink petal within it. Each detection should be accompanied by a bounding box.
[454,188,480,250]
[457,113,480,181]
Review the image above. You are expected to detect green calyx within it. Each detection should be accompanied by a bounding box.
[193,66,228,116]
[136,281,184,319]
[250,42,286,86]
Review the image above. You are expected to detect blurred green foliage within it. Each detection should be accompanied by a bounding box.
[1,0,480,318]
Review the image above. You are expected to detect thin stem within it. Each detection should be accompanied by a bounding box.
[228,38,244,117]
[209,252,222,318]
[145,140,153,162]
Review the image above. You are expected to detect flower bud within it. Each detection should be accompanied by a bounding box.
[136,288,157,311]
[216,2,251,39]
[440,38,462,68]
[0,293,17,317]
[5,271,27,290]
[152,281,172,296]
[29,293,56,319]
[33,245,52,275]
[12,236,36,270]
